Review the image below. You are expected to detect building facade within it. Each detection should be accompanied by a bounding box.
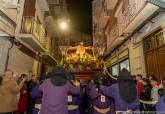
[0,0,58,76]
[92,0,165,80]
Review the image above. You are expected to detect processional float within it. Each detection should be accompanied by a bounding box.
[59,42,106,84]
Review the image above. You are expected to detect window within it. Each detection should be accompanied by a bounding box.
[145,39,153,50]
[111,64,119,76]
[119,59,130,71]
[156,32,164,47]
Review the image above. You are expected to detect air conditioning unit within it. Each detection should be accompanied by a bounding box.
[2,0,18,9]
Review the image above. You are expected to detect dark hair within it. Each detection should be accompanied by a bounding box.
[150,75,156,79]
[151,77,159,82]
[0,76,3,85]
[20,74,27,78]
[143,78,150,84]
[160,78,165,102]
[132,75,136,78]
[137,74,143,79]
[132,75,136,80]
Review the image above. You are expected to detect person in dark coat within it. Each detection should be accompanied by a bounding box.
[156,78,165,112]
[30,74,49,114]
[39,65,80,114]
[140,78,152,111]
[30,85,42,114]
[100,69,140,113]
[27,75,38,114]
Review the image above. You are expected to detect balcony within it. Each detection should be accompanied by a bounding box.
[105,0,160,56]
[1,0,18,9]
[99,8,109,29]
[107,24,119,47]
[105,0,118,10]
[36,0,49,11]
[123,0,159,34]
[42,41,57,64]
[0,9,16,36]
[115,0,159,34]
[19,16,49,52]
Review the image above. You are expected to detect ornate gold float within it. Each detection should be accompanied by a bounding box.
[60,42,104,82]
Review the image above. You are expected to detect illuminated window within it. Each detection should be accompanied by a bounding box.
[119,59,130,71]
[111,64,119,76]
[156,33,164,47]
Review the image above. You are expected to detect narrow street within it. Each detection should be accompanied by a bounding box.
[0,0,165,114]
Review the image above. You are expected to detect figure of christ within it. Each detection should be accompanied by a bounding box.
[68,42,93,58]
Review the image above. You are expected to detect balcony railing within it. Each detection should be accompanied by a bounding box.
[116,0,146,35]
[106,0,147,49]
[106,24,119,47]
[21,16,50,50]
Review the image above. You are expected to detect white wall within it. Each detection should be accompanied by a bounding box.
[7,45,34,75]
[124,12,165,77]
[0,3,17,23]
[129,41,146,76]
[0,37,11,75]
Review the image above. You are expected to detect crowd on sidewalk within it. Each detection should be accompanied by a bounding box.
[0,65,164,114]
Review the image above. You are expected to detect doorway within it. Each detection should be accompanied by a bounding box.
[144,30,165,80]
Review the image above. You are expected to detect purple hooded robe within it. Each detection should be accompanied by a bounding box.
[88,83,112,114]
[156,96,165,112]
[39,79,80,114]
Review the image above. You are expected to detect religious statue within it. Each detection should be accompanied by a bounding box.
[68,42,93,58]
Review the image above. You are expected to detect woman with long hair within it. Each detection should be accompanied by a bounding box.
[14,74,28,114]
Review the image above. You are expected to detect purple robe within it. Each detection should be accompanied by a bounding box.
[86,81,95,113]
[86,81,93,94]
[68,94,80,114]
[100,84,140,111]
[39,79,80,114]
[89,84,112,114]
[156,96,165,112]
[31,86,42,114]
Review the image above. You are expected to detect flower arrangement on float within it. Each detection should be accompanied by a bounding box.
[61,52,103,72]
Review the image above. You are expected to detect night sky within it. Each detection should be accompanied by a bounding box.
[66,0,92,34]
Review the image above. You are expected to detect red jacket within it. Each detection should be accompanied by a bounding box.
[15,85,27,113]
[137,81,144,98]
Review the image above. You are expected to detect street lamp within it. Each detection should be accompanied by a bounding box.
[59,21,68,30]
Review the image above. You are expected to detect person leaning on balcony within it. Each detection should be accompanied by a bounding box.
[0,69,23,114]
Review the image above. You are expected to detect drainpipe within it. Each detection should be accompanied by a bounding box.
[5,37,14,71]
